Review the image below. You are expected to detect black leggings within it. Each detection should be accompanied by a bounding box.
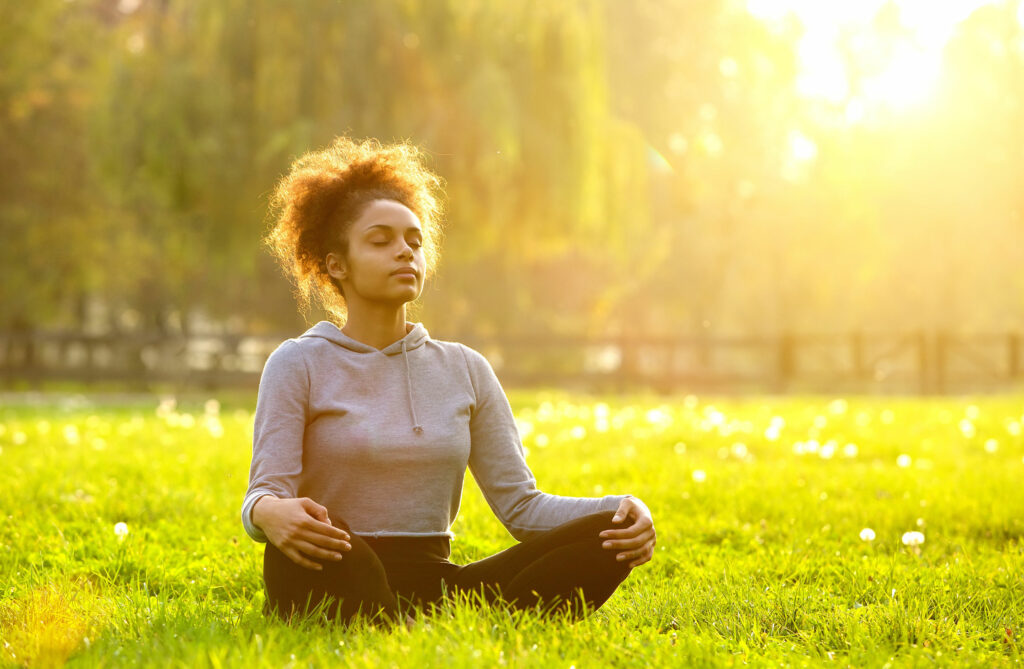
[262,511,633,625]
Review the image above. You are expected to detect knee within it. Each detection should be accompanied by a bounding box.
[575,510,630,540]
[568,510,621,533]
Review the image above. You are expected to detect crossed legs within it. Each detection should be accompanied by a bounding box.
[261,511,633,625]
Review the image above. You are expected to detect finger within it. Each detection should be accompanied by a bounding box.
[611,499,633,524]
[293,538,345,562]
[298,529,352,553]
[600,517,653,540]
[601,527,655,548]
[300,497,329,520]
[628,547,654,568]
[285,547,324,571]
[615,542,654,562]
[301,517,350,541]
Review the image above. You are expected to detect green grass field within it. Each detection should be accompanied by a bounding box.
[1,390,1022,667]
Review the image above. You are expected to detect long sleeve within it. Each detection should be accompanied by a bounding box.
[460,345,628,541]
[241,339,310,543]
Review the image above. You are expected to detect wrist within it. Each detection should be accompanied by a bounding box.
[251,494,277,528]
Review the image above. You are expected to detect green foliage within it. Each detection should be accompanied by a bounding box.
[1,391,1022,666]
[2,0,1024,337]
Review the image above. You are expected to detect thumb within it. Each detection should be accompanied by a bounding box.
[301,497,329,521]
[612,501,629,523]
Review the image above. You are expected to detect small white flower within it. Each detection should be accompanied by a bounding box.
[901,531,925,547]
[859,528,876,541]
[114,522,129,540]
[896,454,912,468]
[63,424,81,446]
[691,469,707,483]
[984,439,998,453]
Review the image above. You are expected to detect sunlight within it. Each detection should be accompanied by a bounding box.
[746,0,1000,114]
[861,44,941,111]
[788,130,818,162]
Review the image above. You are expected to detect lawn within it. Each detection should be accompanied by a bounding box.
[1,390,1021,667]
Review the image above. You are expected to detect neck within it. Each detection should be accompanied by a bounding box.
[341,302,409,350]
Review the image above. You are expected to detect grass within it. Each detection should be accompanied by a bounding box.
[0,389,1022,667]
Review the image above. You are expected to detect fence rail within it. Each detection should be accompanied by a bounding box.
[1,330,1022,395]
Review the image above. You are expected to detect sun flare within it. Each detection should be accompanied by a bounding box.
[746,0,1001,114]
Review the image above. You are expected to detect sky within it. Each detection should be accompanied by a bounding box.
[745,0,1013,111]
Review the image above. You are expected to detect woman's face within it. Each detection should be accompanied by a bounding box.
[326,199,426,308]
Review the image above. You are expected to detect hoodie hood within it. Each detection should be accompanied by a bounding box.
[299,320,429,434]
[299,320,430,355]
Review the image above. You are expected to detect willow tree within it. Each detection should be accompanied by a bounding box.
[0,1,111,331]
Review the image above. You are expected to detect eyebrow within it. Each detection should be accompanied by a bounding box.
[363,224,422,235]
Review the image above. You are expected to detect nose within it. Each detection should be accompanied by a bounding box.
[396,241,414,260]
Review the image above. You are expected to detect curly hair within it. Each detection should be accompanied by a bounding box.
[263,136,445,325]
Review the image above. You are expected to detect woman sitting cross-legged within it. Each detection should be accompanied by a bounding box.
[241,136,657,625]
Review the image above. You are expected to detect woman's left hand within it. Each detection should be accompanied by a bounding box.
[600,497,656,568]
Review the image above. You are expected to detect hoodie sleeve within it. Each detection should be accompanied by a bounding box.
[460,345,629,541]
[240,339,309,543]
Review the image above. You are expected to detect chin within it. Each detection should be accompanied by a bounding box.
[391,289,422,304]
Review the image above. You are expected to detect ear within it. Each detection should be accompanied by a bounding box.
[325,251,348,282]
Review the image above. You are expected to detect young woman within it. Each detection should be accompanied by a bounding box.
[241,137,656,625]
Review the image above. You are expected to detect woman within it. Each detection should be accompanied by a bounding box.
[241,136,656,625]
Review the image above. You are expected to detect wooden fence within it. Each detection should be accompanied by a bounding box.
[1,330,1021,395]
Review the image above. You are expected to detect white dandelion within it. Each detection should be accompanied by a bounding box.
[901,531,925,547]
[114,522,129,541]
[692,469,707,483]
[859,528,876,542]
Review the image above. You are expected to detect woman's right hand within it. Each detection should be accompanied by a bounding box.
[252,496,352,571]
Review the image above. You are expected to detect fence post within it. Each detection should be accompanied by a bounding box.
[617,334,630,393]
[851,330,865,382]
[1009,332,1020,379]
[935,331,948,396]
[917,330,930,395]
[776,332,795,393]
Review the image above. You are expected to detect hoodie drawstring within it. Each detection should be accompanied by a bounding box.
[401,339,424,435]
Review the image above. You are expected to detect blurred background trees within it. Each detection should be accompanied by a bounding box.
[1,0,1021,339]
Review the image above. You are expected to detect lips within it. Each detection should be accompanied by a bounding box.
[391,267,418,278]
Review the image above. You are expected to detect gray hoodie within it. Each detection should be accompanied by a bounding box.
[241,321,627,543]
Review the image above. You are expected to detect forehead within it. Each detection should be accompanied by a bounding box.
[353,199,422,231]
